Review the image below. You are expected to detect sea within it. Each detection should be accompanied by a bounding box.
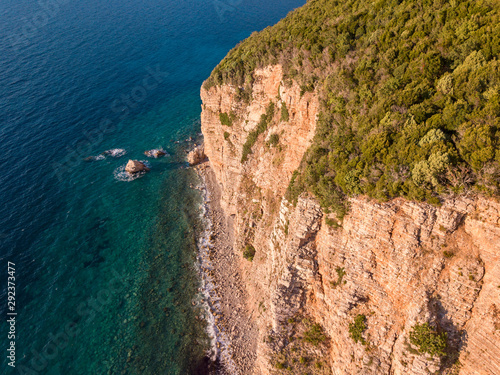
[0,0,305,374]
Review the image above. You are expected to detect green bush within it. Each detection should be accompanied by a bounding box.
[409,323,447,357]
[325,217,340,228]
[303,323,326,346]
[412,151,451,187]
[349,314,367,345]
[331,267,346,288]
[243,244,256,261]
[280,102,289,122]
[224,131,230,140]
[219,112,235,126]
[268,133,279,147]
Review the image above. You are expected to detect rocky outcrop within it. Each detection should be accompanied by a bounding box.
[200,65,500,375]
[187,145,206,165]
[125,160,149,173]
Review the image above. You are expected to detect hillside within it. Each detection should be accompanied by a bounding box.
[205,0,500,221]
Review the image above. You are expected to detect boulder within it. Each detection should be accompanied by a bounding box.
[125,160,150,173]
[187,145,206,165]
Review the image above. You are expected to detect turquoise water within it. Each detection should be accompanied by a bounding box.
[0,0,305,373]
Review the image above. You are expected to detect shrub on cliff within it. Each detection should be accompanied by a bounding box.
[207,0,500,214]
[219,112,234,126]
[268,133,280,147]
[280,102,289,122]
[409,322,447,357]
[349,314,367,345]
[303,323,327,346]
[243,244,256,261]
[241,102,275,162]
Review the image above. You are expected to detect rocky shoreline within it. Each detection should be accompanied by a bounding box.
[194,160,258,375]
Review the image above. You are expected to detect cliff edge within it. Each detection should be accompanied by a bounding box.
[200,64,500,374]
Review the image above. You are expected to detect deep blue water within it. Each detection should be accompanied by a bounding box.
[0,0,305,374]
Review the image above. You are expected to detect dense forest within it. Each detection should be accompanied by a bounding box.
[205,0,500,220]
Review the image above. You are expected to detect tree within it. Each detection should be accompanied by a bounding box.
[409,323,447,357]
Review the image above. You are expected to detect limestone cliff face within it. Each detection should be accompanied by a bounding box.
[200,65,500,375]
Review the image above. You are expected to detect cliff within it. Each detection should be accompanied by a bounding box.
[200,65,500,374]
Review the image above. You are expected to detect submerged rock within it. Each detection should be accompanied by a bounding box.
[85,148,126,161]
[102,148,126,157]
[187,144,206,165]
[144,149,167,158]
[125,160,150,173]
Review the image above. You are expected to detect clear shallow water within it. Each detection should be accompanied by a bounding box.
[0,0,305,373]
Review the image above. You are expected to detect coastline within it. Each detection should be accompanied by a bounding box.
[193,160,258,375]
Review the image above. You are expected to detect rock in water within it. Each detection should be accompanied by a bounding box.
[102,148,126,157]
[144,149,167,158]
[187,145,206,165]
[125,160,150,173]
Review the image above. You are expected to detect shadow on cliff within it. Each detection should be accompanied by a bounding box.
[429,295,467,371]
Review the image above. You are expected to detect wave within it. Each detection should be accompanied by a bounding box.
[195,178,238,374]
[103,148,127,157]
[86,148,127,161]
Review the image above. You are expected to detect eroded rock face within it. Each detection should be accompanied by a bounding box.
[200,65,319,215]
[309,196,499,375]
[187,145,206,165]
[125,160,149,173]
[200,65,500,375]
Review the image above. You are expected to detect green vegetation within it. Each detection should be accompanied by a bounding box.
[443,250,455,258]
[409,322,447,357]
[275,362,285,369]
[270,316,332,374]
[219,111,235,126]
[243,244,256,261]
[303,323,327,346]
[281,102,290,122]
[224,131,230,140]
[330,267,346,288]
[268,133,280,147]
[325,217,340,228]
[241,102,275,162]
[349,314,367,345]
[206,0,500,217]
